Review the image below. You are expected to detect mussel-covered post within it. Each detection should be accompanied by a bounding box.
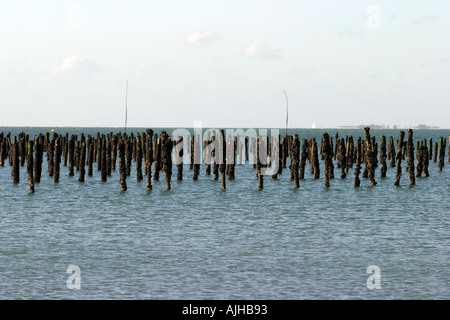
[394,131,405,186]
[160,130,173,190]
[145,129,154,191]
[380,136,387,178]
[322,133,332,187]
[26,140,35,193]
[118,138,127,191]
[291,134,300,188]
[354,137,362,187]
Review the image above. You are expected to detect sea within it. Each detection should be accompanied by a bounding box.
[0,127,449,300]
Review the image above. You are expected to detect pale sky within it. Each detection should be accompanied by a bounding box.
[0,0,449,128]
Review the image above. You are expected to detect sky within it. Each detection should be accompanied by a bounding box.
[0,0,449,128]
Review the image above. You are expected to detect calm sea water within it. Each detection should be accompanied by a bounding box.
[0,127,449,299]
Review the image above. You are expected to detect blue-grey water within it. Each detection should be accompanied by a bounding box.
[0,127,449,299]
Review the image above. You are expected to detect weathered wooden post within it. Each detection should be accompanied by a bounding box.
[388,136,396,167]
[68,135,75,176]
[405,129,415,185]
[219,129,226,190]
[422,139,430,177]
[394,131,405,186]
[438,137,445,172]
[101,135,107,182]
[63,133,68,167]
[87,136,94,177]
[291,134,300,188]
[312,138,320,179]
[136,133,143,181]
[256,135,263,189]
[354,137,362,187]
[106,134,112,176]
[337,138,347,179]
[193,133,200,180]
[145,129,154,191]
[153,134,161,181]
[126,135,132,177]
[26,140,35,193]
[34,135,43,183]
[299,138,308,179]
[78,136,86,182]
[12,138,19,183]
[363,128,377,186]
[47,135,54,177]
[118,138,127,191]
[53,135,61,183]
[380,136,387,178]
[175,136,183,181]
[160,130,173,190]
[322,133,332,187]
[204,131,211,175]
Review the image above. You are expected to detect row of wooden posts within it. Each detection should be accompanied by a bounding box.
[0,128,448,193]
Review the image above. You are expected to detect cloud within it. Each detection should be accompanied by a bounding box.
[421,57,447,68]
[185,30,220,46]
[242,40,281,59]
[413,13,439,25]
[49,55,106,76]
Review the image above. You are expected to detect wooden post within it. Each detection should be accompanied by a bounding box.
[364,128,377,186]
[175,136,183,181]
[87,136,94,177]
[153,134,161,181]
[145,129,154,191]
[193,133,200,180]
[380,136,387,178]
[422,139,430,177]
[118,138,127,191]
[311,138,320,179]
[406,129,415,185]
[160,130,173,190]
[136,133,143,181]
[438,137,445,172]
[126,135,132,177]
[433,142,438,163]
[388,136,396,168]
[354,137,362,187]
[205,131,211,175]
[394,131,405,186]
[68,135,75,176]
[337,138,347,179]
[291,134,300,188]
[12,138,19,183]
[34,135,43,183]
[219,129,226,190]
[299,138,308,179]
[101,135,107,182]
[78,136,86,182]
[26,140,35,193]
[53,135,61,183]
[322,133,332,187]
[256,135,263,189]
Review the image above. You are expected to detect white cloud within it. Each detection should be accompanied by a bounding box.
[242,40,281,59]
[185,30,219,46]
[49,55,106,76]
